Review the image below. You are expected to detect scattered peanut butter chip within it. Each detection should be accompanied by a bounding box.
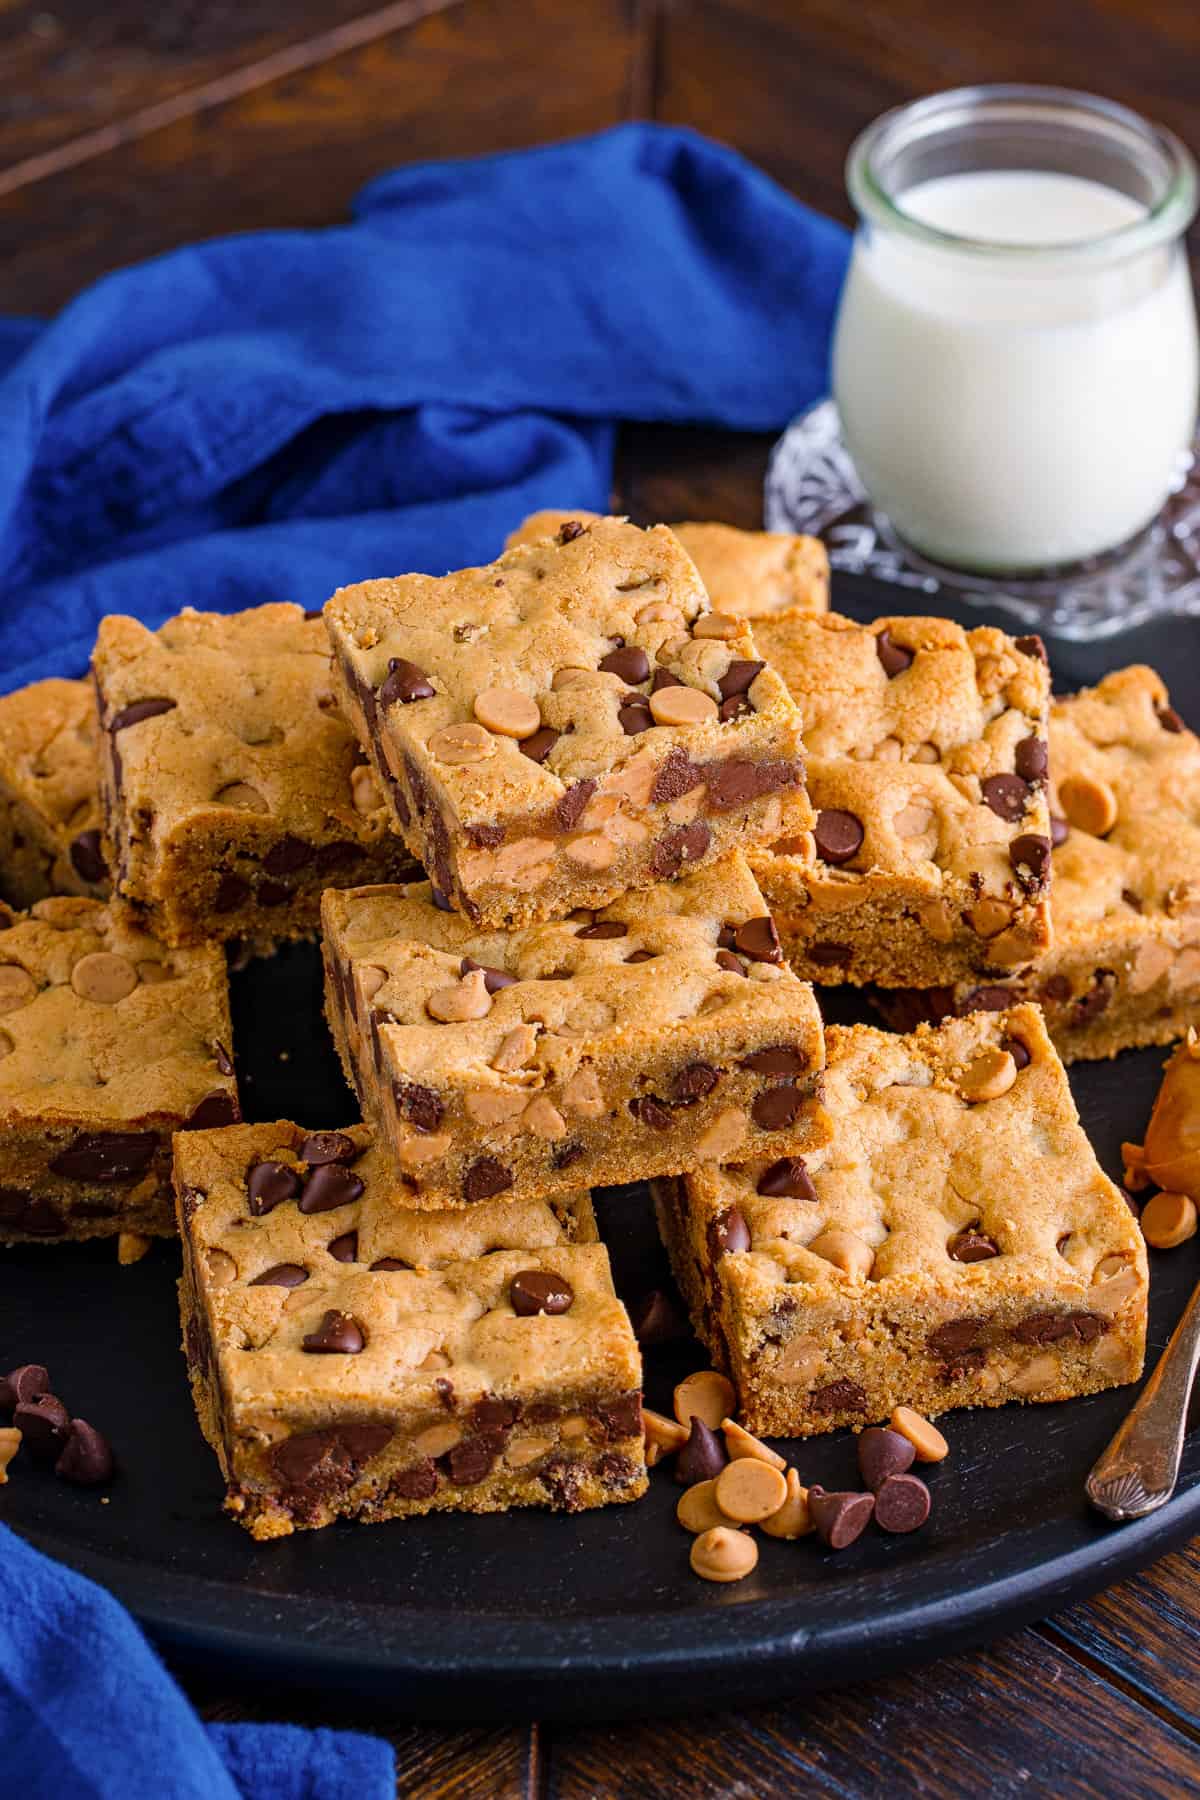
[564,833,616,870]
[808,1229,874,1280]
[117,1231,153,1266]
[1140,1191,1198,1250]
[0,1427,20,1483]
[0,966,37,1012]
[676,1478,728,1534]
[696,1107,748,1161]
[958,1045,1017,1103]
[358,964,387,1002]
[761,1467,812,1539]
[649,686,719,727]
[205,1247,238,1286]
[714,1457,788,1523]
[350,765,383,812]
[692,612,741,641]
[561,1067,605,1118]
[427,967,492,1022]
[491,1025,538,1072]
[1059,772,1118,837]
[890,1405,949,1462]
[1093,1252,1133,1283]
[214,781,269,811]
[522,1096,567,1140]
[968,897,1013,939]
[464,1089,527,1127]
[643,1407,689,1459]
[473,688,542,739]
[721,1417,786,1470]
[71,952,138,1005]
[690,1525,758,1583]
[674,1369,736,1431]
[428,722,495,765]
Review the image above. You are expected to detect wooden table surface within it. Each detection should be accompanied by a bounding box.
[5,1,1199,1792]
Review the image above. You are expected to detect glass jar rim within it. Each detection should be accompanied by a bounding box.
[847,84,1198,265]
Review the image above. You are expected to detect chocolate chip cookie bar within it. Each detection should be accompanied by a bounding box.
[323,516,812,928]
[322,853,824,1211]
[0,679,108,908]
[91,604,421,950]
[0,897,238,1243]
[175,1121,645,1539]
[507,510,830,618]
[652,1003,1146,1436]
[746,614,1053,987]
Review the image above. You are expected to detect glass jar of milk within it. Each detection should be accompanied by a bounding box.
[833,86,1199,574]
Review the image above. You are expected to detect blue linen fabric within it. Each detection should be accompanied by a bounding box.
[0,122,848,695]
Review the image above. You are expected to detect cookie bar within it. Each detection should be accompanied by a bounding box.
[652,1003,1147,1436]
[0,897,238,1243]
[0,679,107,908]
[873,668,1200,1061]
[174,1121,645,1539]
[506,510,830,618]
[321,853,825,1211]
[323,516,812,928]
[747,613,1053,986]
[91,604,421,949]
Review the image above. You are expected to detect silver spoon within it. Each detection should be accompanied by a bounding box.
[1087,1280,1200,1520]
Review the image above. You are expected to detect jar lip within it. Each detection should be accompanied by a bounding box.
[847,84,1198,264]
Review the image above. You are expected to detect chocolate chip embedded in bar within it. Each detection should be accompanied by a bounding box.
[651,1002,1147,1438]
[90,603,422,951]
[173,1121,645,1540]
[745,612,1053,988]
[0,678,109,909]
[0,897,238,1246]
[871,665,1200,1064]
[320,851,825,1211]
[322,516,813,929]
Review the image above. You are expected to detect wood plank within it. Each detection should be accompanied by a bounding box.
[543,1626,1200,1798]
[618,424,775,531]
[0,0,637,314]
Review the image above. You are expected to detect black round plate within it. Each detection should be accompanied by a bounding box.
[4,583,1199,1721]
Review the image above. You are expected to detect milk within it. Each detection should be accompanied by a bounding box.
[833,170,1199,571]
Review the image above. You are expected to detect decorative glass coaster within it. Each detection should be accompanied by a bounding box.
[764,399,1200,641]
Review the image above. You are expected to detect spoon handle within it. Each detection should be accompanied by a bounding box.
[1087,1279,1200,1521]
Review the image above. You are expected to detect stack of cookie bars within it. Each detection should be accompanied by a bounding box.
[0,514,1162,1539]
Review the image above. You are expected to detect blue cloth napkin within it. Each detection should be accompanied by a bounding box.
[0,122,848,694]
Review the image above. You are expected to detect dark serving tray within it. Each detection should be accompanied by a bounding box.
[4,576,1200,1722]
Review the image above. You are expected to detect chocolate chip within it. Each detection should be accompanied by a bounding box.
[981,773,1030,822]
[49,1131,156,1182]
[0,1192,64,1236]
[393,1460,439,1500]
[809,1379,868,1414]
[742,1046,809,1077]
[1042,973,1072,1003]
[719,694,751,722]
[213,1041,235,1078]
[1122,888,1143,912]
[1012,1310,1105,1346]
[576,921,627,939]
[258,880,291,907]
[463,1157,513,1203]
[301,1310,365,1354]
[715,950,746,975]
[1010,833,1051,887]
[1015,737,1048,782]
[629,1289,689,1346]
[874,1472,932,1533]
[369,1256,409,1271]
[474,1396,520,1430]
[651,668,684,693]
[0,1364,48,1412]
[599,646,650,684]
[705,760,771,809]
[814,809,864,865]
[558,519,585,543]
[756,1157,816,1199]
[214,872,251,914]
[445,1439,496,1486]
[394,1081,444,1134]
[1072,974,1114,1025]
[1015,633,1048,662]
[379,658,435,706]
[520,726,560,764]
[948,1230,999,1263]
[556,779,597,832]
[928,1320,981,1358]
[670,1062,720,1104]
[184,1089,240,1130]
[808,941,850,968]
[1158,705,1186,733]
[629,1095,674,1131]
[262,835,312,877]
[299,1165,364,1213]
[808,1486,875,1548]
[109,698,176,732]
[328,1231,358,1263]
[711,1206,750,1255]
[875,629,914,677]
[858,1426,916,1491]
[734,916,781,963]
[751,1085,803,1131]
[509,1269,574,1316]
[69,830,107,885]
[619,701,654,735]
[460,956,517,992]
[246,1159,301,1215]
[540,1452,585,1509]
[650,822,711,879]
[651,747,704,805]
[249,1263,310,1288]
[300,1132,356,1167]
[54,1419,114,1486]
[14,1392,70,1461]
[675,1416,728,1486]
[717,659,764,700]
[1002,1034,1031,1070]
[551,1141,584,1169]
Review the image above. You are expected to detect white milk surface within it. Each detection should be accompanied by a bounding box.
[833,170,1198,570]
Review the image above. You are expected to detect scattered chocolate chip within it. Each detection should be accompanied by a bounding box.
[670,1062,720,1104]
[460,956,517,992]
[1015,633,1047,662]
[1072,974,1114,1025]
[948,1230,999,1263]
[300,1165,364,1213]
[54,1419,114,1486]
[809,1379,869,1414]
[1010,833,1051,886]
[715,950,746,975]
[734,915,781,964]
[629,1289,688,1347]
[651,668,684,693]
[109,698,176,732]
[675,1416,728,1486]
[463,1157,513,1203]
[649,822,710,879]
[618,701,654,735]
[599,646,650,684]
[474,1395,520,1430]
[509,1269,575,1316]
[300,1132,356,1167]
[1042,973,1073,1003]
[928,1320,981,1358]
[1014,737,1048,782]
[184,1089,240,1130]
[49,1131,156,1182]
[69,830,107,885]
[814,809,864,865]
[858,1427,916,1491]
[0,1364,48,1412]
[379,658,435,706]
[369,1256,409,1271]
[445,1439,495,1486]
[651,747,704,805]
[875,629,914,677]
[981,773,1030,822]
[0,1192,64,1236]
[247,1160,301,1215]
[551,1141,584,1169]
[14,1392,70,1461]
[751,1085,803,1131]
[756,1157,816,1200]
[1122,888,1143,912]
[1002,1034,1031,1070]
[1012,1310,1106,1346]
[392,1460,439,1500]
[214,871,251,912]
[520,726,560,764]
[556,779,597,832]
[711,1206,750,1255]
[213,1041,235,1078]
[263,835,313,876]
[874,1472,931,1533]
[557,520,585,543]
[808,941,851,968]
[328,1231,358,1263]
[808,1485,875,1548]
[258,881,291,907]
[741,1046,809,1077]
[719,694,751,722]
[249,1263,310,1288]
[394,1081,444,1134]
[301,1310,365,1354]
[1158,705,1186,733]
[717,659,764,700]
[576,921,627,940]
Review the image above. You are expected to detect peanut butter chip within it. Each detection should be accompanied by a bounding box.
[958,1046,1017,1103]
[690,1525,758,1584]
[894,800,935,838]
[969,897,1013,939]
[1141,1191,1198,1250]
[428,723,495,765]
[562,1067,605,1117]
[643,1407,689,1457]
[71,952,138,1005]
[117,1232,152,1266]
[214,781,269,811]
[721,1417,786,1470]
[135,960,171,985]
[0,966,36,1012]
[1093,1253,1133,1282]
[649,686,719,727]
[697,1107,748,1161]
[674,1369,736,1431]
[350,765,382,813]
[0,1426,22,1483]
[414,1421,462,1457]
[473,688,542,739]
[890,1406,949,1463]
[808,1229,874,1280]
[492,1025,538,1072]
[564,833,615,870]
[522,1096,567,1140]
[692,612,741,641]
[205,1248,238,1286]
[464,1089,527,1127]
[397,1132,451,1170]
[427,967,492,1021]
[677,1479,729,1534]
[761,1468,813,1539]
[715,1457,788,1523]
[1059,773,1118,837]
